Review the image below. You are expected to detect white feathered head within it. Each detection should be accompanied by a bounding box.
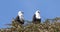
[35,10,40,14]
[35,10,41,19]
[18,11,24,15]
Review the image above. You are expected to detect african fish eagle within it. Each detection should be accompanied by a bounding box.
[15,11,24,24]
[32,10,41,24]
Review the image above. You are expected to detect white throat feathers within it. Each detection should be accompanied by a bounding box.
[35,10,41,19]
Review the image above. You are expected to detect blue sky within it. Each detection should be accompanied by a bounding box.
[0,0,60,28]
